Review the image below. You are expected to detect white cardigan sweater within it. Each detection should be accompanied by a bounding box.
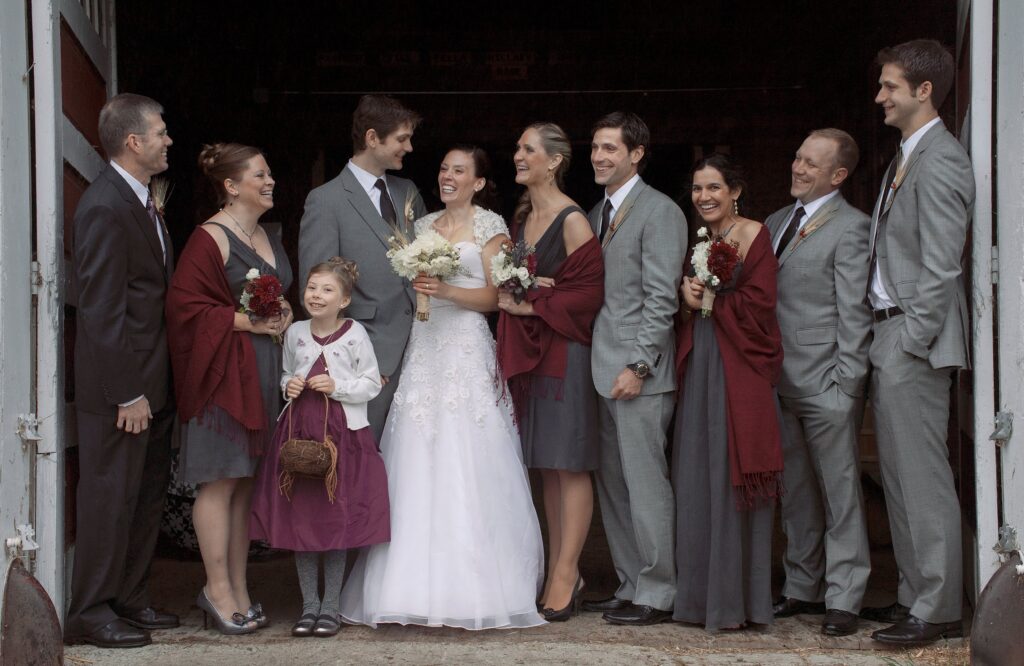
[280,319,382,431]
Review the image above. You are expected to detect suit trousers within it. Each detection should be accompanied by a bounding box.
[66,404,174,635]
[594,391,676,610]
[779,384,870,613]
[869,316,961,623]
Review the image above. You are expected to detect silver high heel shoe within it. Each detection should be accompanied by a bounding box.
[245,602,269,629]
[196,589,256,635]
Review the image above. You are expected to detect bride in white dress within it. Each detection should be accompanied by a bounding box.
[340,146,545,630]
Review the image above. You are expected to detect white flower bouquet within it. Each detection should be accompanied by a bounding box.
[490,239,537,304]
[387,229,462,321]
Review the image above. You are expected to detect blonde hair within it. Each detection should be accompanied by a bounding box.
[514,122,572,226]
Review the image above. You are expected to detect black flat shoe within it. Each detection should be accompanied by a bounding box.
[64,619,151,648]
[602,605,673,626]
[821,609,858,636]
[859,601,910,623]
[291,613,318,637]
[772,596,826,618]
[581,596,632,613]
[871,615,962,647]
[119,606,180,630]
[313,614,342,637]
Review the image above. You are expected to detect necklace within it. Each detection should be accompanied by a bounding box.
[221,207,258,251]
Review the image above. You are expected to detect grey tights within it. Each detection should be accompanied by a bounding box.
[294,550,347,617]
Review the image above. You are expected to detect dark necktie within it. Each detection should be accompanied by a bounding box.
[599,199,613,241]
[374,178,399,228]
[775,206,804,258]
[869,153,901,265]
[146,194,166,264]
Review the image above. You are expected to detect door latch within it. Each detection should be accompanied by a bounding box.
[16,413,42,445]
[5,524,39,558]
[990,410,1013,447]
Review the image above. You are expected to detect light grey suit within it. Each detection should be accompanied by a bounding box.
[298,166,426,438]
[590,178,686,611]
[766,193,872,613]
[868,121,974,623]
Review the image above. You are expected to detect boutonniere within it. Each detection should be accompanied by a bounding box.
[791,211,834,251]
[403,189,418,230]
[150,177,173,218]
[602,198,636,248]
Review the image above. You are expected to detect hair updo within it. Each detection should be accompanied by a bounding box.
[198,142,263,207]
[307,256,359,306]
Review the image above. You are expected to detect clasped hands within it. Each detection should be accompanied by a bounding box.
[496,276,555,316]
[285,374,336,400]
[681,275,706,310]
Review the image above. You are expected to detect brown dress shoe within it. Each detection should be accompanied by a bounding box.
[120,607,180,630]
[859,601,910,623]
[772,596,826,618]
[581,596,632,613]
[821,609,858,636]
[65,619,151,648]
[871,614,963,647]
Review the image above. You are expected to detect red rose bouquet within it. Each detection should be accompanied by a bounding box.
[240,267,285,340]
[691,226,742,317]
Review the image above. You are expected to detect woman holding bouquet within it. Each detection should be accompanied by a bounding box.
[340,145,545,630]
[673,153,783,631]
[166,143,293,634]
[496,123,604,621]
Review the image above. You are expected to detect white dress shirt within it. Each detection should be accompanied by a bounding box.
[347,160,387,218]
[773,189,840,253]
[602,173,641,228]
[869,116,943,310]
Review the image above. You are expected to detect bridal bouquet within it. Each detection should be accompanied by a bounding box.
[240,267,286,341]
[691,227,741,317]
[387,229,462,321]
[490,239,537,304]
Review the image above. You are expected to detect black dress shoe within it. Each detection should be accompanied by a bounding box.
[821,609,858,636]
[871,614,963,646]
[602,605,673,626]
[581,596,632,613]
[119,607,180,630]
[772,596,826,618]
[65,619,151,648]
[859,601,910,623]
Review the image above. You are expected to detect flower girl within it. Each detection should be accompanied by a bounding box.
[250,257,390,637]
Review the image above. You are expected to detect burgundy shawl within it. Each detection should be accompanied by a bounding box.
[676,226,784,508]
[166,227,265,452]
[497,236,604,416]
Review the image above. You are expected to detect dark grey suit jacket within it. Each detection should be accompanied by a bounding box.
[72,164,173,414]
[298,166,426,376]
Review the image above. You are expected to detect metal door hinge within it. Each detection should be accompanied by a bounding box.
[990,410,1013,447]
[991,246,999,285]
[17,413,42,446]
[5,524,39,559]
[30,260,42,295]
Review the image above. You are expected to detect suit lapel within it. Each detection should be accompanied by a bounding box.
[341,168,393,250]
[601,179,647,249]
[105,167,165,270]
[778,197,840,267]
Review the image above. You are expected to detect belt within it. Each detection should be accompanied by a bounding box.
[872,306,904,322]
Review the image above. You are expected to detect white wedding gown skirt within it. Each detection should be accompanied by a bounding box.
[340,241,545,630]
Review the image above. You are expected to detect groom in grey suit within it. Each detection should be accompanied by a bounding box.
[582,112,686,625]
[299,95,427,438]
[863,40,974,646]
[766,129,873,637]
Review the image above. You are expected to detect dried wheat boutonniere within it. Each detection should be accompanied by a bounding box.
[150,177,174,217]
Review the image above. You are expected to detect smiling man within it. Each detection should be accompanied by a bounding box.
[766,128,872,637]
[861,39,974,647]
[584,112,685,626]
[298,94,426,438]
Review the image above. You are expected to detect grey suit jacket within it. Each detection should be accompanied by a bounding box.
[767,194,873,399]
[590,179,687,398]
[869,122,974,370]
[298,166,426,376]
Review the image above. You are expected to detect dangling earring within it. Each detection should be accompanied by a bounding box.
[733,200,739,216]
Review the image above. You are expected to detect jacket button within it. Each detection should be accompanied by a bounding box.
[404,308,411,315]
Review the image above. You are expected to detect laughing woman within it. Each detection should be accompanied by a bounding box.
[673,153,784,632]
[166,143,293,635]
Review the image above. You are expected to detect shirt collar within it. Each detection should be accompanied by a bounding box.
[605,173,641,212]
[795,189,840,223]
[346,159,383,196]
[900,116,942,161]
[110,160,150,207]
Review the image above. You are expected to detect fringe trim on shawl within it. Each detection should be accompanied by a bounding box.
[191,404,266,457]
[734,471,785,511]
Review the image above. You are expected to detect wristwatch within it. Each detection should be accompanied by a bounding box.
[627,361,651,379]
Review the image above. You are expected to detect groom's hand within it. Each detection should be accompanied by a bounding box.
[610,369,642,401]
[116,397,152,434]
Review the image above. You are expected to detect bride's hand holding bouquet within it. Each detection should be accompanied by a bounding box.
[386,229,462,321]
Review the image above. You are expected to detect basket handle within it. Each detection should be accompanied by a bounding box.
[286,389,331,443]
